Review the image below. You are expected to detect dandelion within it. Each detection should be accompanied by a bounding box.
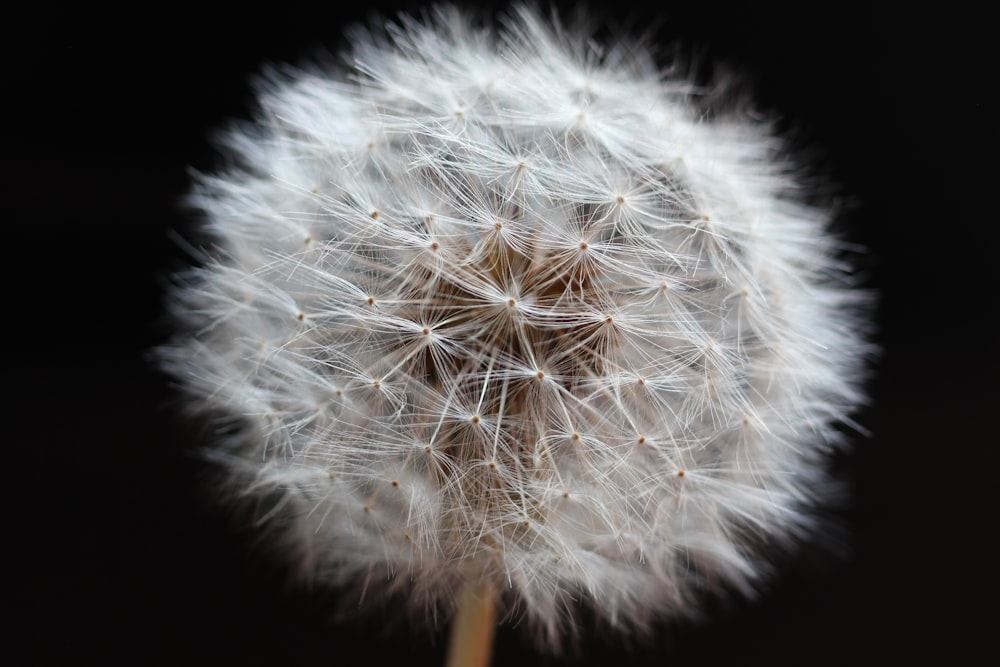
[160,4,873,663]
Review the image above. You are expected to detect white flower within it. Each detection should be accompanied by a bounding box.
[160,3,873,651]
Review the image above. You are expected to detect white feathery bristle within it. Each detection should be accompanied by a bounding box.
[160,3,873,650]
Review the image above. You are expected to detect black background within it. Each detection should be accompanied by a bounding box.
[7,2,995,664]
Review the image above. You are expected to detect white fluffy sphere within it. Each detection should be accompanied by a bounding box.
[161,3,872,648]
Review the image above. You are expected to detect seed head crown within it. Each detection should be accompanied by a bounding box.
[161,4,872,648]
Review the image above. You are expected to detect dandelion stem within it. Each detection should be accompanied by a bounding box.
[445,579,498,667]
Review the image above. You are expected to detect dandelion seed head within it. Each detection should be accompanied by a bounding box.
[160,3,873,650]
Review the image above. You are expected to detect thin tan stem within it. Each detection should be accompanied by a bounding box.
[445,580,498,667]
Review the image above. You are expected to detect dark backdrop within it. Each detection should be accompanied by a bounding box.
[7,2,994,664]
